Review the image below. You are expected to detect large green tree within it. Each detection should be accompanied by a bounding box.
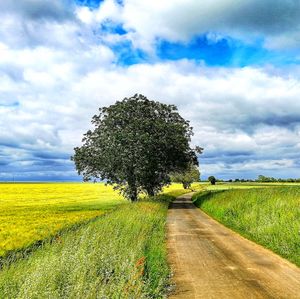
[72,94,199,201]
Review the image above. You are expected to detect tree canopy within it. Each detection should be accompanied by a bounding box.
[72,94,199,201]
[208,176,216,185]
[170,164,200,189]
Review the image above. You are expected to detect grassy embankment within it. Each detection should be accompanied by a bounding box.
[0,183,195,298]
[193,186,300,266]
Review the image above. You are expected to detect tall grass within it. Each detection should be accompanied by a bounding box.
[0,194,176,298]
[193,187,300,266]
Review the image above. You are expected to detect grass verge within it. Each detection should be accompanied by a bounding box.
[193,187,300,267]
[0,194,176,298]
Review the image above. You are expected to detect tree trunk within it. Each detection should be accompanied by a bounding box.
[127,170,138,202]
[147,189,155,197]
[128,183,138,202]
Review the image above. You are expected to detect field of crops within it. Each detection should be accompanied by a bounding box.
[2,181,299,297]
[193,186,300,266]
[0,183,125,257]
[0,182,197,258]
[0,183,193,298]
[0,197,174,298]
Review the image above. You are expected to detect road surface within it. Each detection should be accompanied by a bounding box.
[167,193,300,299]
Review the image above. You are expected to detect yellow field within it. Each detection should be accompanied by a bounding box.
[0,182,196,257]
[0,183,125,256]
[1,181,271,257]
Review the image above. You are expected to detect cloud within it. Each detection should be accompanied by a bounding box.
[76,0,121,24]
[0,0,82,49]
[2,48,300,179]
[82,0,300,51]
[1,0,300,181]
[0,0,74,22]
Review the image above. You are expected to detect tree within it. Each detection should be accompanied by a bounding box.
[72,94,199,201]
[208,176,216,185]
[257,175,277,182]
[170,164,200,189]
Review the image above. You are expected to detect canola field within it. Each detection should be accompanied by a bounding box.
[0,183,125,257]
[0,182,196,258]
[0,183,195,298]
[0,193,181,298]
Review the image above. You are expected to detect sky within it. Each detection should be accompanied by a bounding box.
[1,0,300,181]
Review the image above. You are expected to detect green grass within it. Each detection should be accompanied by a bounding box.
[162,182,203,197]
[193,187,300,266]
[0,185,192,298]
[204,182,300,191]
[0,194,177,298]
[0,183,125,257]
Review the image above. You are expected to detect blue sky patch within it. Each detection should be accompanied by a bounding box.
[157,35,234,66]
[101,22,127,35]
[156,35,298,67]
[111,41,149,65]
[75,0,103,9]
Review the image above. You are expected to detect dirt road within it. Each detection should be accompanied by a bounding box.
[167,193,300,299]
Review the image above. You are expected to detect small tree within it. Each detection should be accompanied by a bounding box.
[72,94,199,201]
[170,164,200,189]
[208,176,216,185]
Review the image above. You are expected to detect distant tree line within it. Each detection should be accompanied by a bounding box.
[174,174,300,185]
[255,175,300,183]
[214,175,300,183]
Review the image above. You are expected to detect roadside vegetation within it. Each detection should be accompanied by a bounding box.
[0,184,193,298]
[0,195,167,298]
[0,183,124,257]
[193,186,300,266]
[163,182,201,197]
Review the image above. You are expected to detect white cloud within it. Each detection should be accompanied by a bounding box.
[1,0,300,180]
[82,0,300,51]
[2,53,300,178]
[1,0,73,19]
[76,0,122,24]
